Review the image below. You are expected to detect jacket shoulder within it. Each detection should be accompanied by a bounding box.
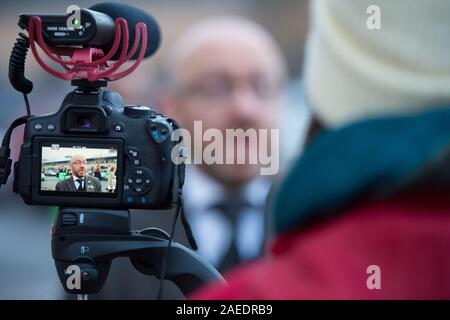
[56,179,69,186]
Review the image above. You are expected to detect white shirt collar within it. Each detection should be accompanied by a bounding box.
[182,165,271,266]
[72,175,85,188]
[72,174,85,181]
[182,165,272,216]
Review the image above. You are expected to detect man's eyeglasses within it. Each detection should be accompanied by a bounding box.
[72,160,87,166]
[178,74,282,102]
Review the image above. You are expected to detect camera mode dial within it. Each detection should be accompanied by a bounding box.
[124,105,151,118]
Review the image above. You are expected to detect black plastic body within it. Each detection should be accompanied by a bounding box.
[14,87,180,210]
[53,207,223,296]
[19,9,115,47]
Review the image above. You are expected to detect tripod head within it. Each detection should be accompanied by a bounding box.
[53,207,223,297]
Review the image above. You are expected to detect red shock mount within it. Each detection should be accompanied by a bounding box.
[27,16,148,82]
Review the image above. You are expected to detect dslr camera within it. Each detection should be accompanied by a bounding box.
[4,2,184,210]
[0,2,221,299]
[14,85,182,209]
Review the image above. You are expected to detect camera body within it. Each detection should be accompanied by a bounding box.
[14,85,182,210]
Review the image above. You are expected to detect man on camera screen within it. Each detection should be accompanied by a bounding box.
[55,154,102,192]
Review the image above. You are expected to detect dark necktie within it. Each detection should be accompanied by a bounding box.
[76,178,85,191]
[212,196,248,273]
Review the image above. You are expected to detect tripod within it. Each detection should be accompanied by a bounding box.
[52,207,224,299]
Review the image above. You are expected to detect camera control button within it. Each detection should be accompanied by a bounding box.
[135,177,143,185]
[134,186,144,194]
[126,147,139,158]
[47,123,56,131]
[133,159,141,166]
[135,169,145,175]
[34,123,43,131]
[137,197,147,204]
[126,196,134,204]
[61,213,77,227]
[148,122,170,143]
[124,184,131,191]
[124,105,151,117]
[113,123,124,132]
[127,178,133,184]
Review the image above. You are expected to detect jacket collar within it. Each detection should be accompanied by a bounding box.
[273,107,450,233]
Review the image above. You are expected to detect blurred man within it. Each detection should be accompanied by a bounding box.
[55,155,101,192]
[192,0,450,299]
[160,16,287,272]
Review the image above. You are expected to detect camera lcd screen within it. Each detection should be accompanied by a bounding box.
[40,143,119,194]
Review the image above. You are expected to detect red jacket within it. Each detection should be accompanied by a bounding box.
[191,189,450,299]
[191,110,450,299]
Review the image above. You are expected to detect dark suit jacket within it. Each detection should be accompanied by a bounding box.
[55,175,102,192]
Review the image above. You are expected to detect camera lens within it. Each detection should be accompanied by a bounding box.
[75,115,93,129]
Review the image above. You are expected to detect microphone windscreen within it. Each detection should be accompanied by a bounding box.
[89,2,160,60]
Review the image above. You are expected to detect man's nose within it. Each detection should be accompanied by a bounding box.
[230,88,259,121]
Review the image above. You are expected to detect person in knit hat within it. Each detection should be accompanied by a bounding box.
[190,0,450,299]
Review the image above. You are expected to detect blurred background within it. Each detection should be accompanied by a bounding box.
[0,0,309,299]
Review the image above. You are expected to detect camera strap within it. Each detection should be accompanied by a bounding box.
[158,192,192,300]
[0,115,31,186]
[180,199,198,250]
